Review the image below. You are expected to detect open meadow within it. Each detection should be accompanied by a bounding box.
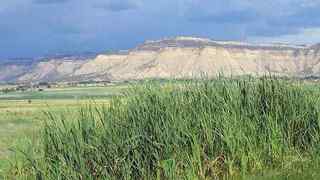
[0,85,127,177]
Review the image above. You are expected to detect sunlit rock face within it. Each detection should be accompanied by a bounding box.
[2,37,320,83]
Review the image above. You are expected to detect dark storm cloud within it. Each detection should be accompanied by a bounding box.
[184,0,320,37]
[1,0,320,59]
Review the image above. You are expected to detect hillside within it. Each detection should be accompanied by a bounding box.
[1,37,320,83]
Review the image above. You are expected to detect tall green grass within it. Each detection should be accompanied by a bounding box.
[8,77,320,179]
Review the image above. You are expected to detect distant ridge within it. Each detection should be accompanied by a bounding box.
[137,36,308,51]
[1,36,320,84]
[0,52,98,64]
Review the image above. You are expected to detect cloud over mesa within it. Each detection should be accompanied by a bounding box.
[1,0,320,59]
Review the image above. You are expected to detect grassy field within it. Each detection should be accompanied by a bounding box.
[2,78,320,179]
[0,85,125,177]
[0,85,128,100]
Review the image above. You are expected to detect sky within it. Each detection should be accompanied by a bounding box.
[1,0,320,59]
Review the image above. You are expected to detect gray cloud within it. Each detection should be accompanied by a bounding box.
[183,0,320,38]
[33,0,69,4]
[1,0,320,59]
[188,10,259,24]
[93,0,139,12]
[271,6,320,28]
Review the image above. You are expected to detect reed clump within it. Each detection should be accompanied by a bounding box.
[11,77,320,179]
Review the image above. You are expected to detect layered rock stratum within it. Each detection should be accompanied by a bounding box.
[1,37,320,83]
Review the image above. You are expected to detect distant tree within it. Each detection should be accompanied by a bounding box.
[17,86,28,92]
[39,82,49,86]
[2,88,14,94]
[2,88,8,94]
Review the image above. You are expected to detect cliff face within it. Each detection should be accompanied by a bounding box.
[2,37,320,83]
[0,62,31,82]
